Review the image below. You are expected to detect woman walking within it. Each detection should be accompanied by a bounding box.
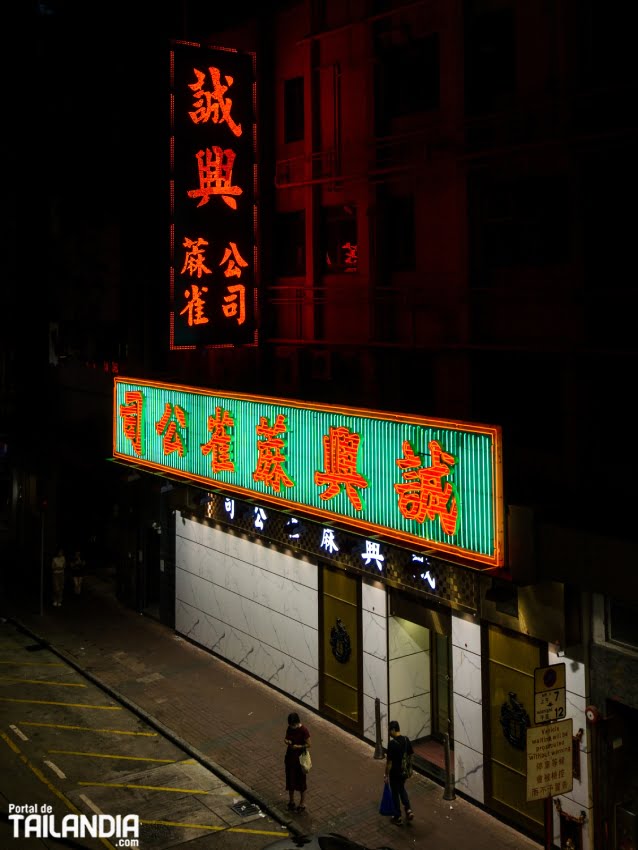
[284,711,311,813]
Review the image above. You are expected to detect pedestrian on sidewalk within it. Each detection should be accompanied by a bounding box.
[284,711,311,814]
[384,720,414,826]
[51,547,67,607]
[69,549,86,596]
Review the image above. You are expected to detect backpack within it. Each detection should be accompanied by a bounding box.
[400,737,413,780]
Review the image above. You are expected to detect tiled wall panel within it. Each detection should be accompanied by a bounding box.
[175,514,319,707]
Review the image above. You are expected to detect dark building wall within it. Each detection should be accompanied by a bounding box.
[591,644,638,713]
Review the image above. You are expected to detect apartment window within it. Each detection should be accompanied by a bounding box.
[582,150,637,292]
[376,189,416,277]
[578,0,638,86]
[275,211,306,277]
[314,0,353,30]
[471,351,563,455]
[470,174,570,274]
[375,34,439,130]
[464,3,516,115]
[321,205,357,274]
[386,195,416,272]
[284,77,304,143]
[607,600,638,651]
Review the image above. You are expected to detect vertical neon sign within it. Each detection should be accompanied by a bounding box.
[170,42,257,348]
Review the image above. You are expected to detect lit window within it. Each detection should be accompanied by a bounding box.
[321,205,357,274]
[284,77,304,143]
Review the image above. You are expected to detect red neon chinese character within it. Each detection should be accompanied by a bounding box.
[187,147,242,210]
[222,284,246,325]
[155,403,187,457]
[342,242,358,272]
[180,283,209,326]
[252,414,294,493]
[220,242,248,278]
[119,390,144,457]
[394,439,459,535]
[188,67,242,137]
[181,237,212,278]
[314,426,368,511]
[201,406,235,473]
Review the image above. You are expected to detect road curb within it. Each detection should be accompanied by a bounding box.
[8,615,304,839]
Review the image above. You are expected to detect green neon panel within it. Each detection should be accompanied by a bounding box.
[113,378,503,566]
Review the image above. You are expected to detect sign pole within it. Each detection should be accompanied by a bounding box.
[39,510,45,616]
[544,796,553,850]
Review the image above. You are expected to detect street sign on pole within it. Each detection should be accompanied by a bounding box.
[534,663,566,724]
[526,718,574,802]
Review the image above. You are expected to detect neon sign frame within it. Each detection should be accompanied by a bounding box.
[113,377,504,567]
[170,41,258,349]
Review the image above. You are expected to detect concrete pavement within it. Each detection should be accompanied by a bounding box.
[3,572,541,850]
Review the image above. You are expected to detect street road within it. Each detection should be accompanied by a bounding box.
[0,620,290,849]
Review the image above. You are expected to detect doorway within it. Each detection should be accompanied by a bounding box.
[319,565,362,734]
[141,525,161,620]
[388,590,453,779]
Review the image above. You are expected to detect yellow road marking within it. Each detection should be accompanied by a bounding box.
[141,818,284,836]
[3,732,19,754]
[0,697,121,710]
[49,750,178,763]
[0,732,116,850]
[79,781,212,794]
[0,676,86,687]
[0,660,65,667]
[21,721,158,736]
[48,749,196,764]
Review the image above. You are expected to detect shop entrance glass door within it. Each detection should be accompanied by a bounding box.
[388,590,452,779]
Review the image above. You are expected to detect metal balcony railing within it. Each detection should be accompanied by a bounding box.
[274,149,338,188]
[275,127,454,190]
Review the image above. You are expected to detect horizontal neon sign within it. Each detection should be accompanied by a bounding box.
[113,377,503,566]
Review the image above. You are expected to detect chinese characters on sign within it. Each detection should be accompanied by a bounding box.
[361,541,385,571]
[534,663,567,724]
[190,493,478,611]
[114,378,503,566]
[171,43,257,347]
[526,719,574,800]
[395,440,459,535]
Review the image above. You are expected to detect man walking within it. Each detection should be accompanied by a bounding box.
[383,720,414,826]
[70,549,86,595]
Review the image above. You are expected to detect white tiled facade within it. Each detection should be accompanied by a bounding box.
[175,514,320,707]
[361,580,388,742]
[452,613,484,804]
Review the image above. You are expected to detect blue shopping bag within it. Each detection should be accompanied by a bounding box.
[379,781,394,816]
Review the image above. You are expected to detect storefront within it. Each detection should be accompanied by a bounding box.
[173,490,483,787]
[110,376,593,847]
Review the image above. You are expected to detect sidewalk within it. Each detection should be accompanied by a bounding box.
[4,573,540,850]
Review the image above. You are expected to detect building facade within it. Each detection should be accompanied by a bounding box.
[5,1,638,849]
